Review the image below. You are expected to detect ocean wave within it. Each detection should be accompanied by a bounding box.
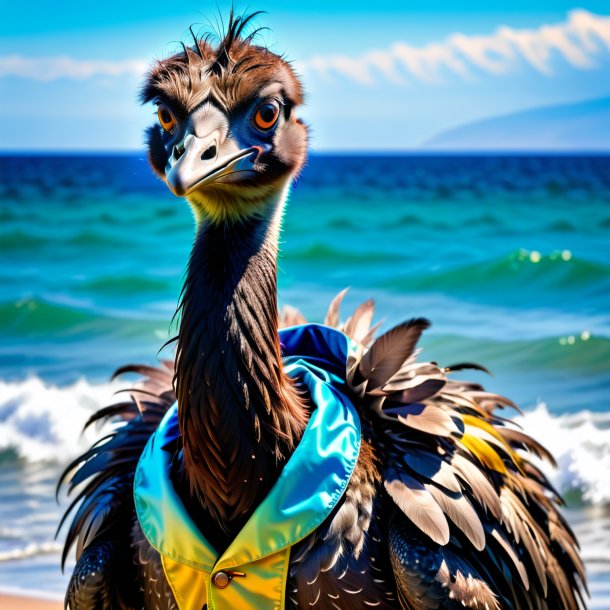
[76,275,171,296]
[0,230,47,251]
[0,296,168,337]
[0,542,62,562]
[1,298,101,336]
[0,228,129,252]
[65,230,128,248]
[0,527,23,540]
[1,377,609,507]
[284,243,398,264]
[0,377,119,463]
[516,404,610,506]
[424,332,610,375]
[386,249,610,297]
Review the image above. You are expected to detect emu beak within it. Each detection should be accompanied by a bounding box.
[165,134,260,197]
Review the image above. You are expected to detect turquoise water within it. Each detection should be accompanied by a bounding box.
[1,153,609,605]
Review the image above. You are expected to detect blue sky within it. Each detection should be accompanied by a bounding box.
[1,1,609,150]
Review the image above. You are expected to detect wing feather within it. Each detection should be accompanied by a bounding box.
[403,449,462,494]
[324,288,349,328]
[343,299,375,344]
[398,405,459,438]
[389,378,446,404]
[427,484,486,552]
[359,318,431,389]
[451,454,503,520]
[502,428,558,467]
[460,433,508,474]
[385,471,450,546]
[489,527,530,589]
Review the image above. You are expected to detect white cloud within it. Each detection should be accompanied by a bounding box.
[299,9,610,86]
[1,10,609,86]
[0,54,147,82]
[392,42,471,83]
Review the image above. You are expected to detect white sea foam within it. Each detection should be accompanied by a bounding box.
[516,404,610,506]
[0,377,120,463]
[0,541,62,562]
[0,379,608,607]
[1,377,609,506]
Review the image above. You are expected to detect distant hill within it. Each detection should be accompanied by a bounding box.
[424,96,610,151]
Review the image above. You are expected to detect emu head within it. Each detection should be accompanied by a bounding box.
[141,12,308,224]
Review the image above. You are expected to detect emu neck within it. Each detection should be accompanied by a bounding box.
[175,198,307,546]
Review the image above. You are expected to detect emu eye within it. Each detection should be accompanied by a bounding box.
[157,104,176,133]
[253,101,280,131]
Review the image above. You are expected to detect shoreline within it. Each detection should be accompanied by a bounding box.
[0,591,62,610]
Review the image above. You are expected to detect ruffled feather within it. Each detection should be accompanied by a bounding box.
[58,363,175,569]
[59,291,586,610]
[323,289,586,610]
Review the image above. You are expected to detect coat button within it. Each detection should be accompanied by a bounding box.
[212,571,231,589]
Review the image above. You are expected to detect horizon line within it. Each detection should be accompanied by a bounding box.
[1,149,610,157]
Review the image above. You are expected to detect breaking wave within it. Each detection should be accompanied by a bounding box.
[386,249,610,300]
[0,377,609,506]
[0,542,62,562]
[515,404,610,506]
[0,377,120,464]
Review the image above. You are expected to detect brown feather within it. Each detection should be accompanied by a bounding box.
[359,318,431,389]
[389,378,446,404]
[427,485,486,552]
[490,527,530,589]
[403,449,462,494]
[502,428,558,467]
[324,288,349,328]
[548,510,586,584]
[500,489,548,596]
[385,473,450,546]
[343,299,375,344]
[379,353,427,390]
[451,454,503,520]
[397,404,459,438]
[279,304,307,328]
[435,560,501,610]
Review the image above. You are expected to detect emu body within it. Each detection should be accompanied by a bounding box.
[60,12,587,610]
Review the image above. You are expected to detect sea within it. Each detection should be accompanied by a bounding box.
[0,153,609,606]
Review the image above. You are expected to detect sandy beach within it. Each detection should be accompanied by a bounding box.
[0,593,63,609]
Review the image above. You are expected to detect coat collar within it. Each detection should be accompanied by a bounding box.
[134,324,361,571]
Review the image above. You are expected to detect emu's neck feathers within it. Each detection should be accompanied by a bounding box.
[174,190,307,536]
